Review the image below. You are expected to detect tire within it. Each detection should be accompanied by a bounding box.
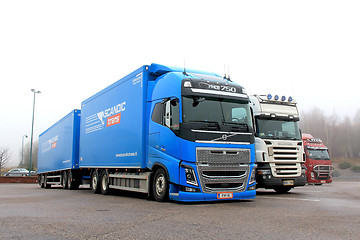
[274,186,291,194]
[40,174,45,188]
[152,168,169,202]
[100,170,110,195]
[62,171,68,189]
[91,170,100,194]
[44,174,51,189]
[68,171,79,190]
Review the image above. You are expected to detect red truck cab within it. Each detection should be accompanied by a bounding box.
[302,134,333,184]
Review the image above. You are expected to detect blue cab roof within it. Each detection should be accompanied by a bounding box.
[149,63,222,78]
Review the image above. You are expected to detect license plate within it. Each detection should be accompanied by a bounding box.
[283,180,294,186]
[217,192,233,199]
[321,180,326,183]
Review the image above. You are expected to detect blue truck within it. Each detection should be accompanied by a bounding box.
[37,63,256,202]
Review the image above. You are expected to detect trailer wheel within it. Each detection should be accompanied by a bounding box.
[62,171,68,189]
[274,186,291,194]
[39,175,44,188]
[68,171,79,190]
[100,170,110,195]
[91,170,100,194]
[152,168,169,202]
[44,174,51,189]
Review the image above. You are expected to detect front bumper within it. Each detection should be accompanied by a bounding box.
[256,168,306,189]
[169,189,256,202]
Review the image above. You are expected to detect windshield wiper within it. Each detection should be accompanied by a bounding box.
[223,121,251,133]
[222,121,248,127]
[188,120,220,130]
[280,136,299,140]
[189,120,219,125]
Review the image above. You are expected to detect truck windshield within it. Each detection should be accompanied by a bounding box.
[255,118,301,140]
[182,96,252,130]
[306,149,330,160]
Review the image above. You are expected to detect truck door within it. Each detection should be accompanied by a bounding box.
[161,98,180,158]
[148,98,181,160]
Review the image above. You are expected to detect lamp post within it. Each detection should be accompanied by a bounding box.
[21,135,28,167]
[29,89,41,176]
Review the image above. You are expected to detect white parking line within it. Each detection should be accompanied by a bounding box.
[302,190,323,193]
[259,196,320,202]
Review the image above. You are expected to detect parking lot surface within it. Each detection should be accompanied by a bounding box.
[0,181,359,240]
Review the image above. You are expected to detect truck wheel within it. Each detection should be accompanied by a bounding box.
[100,170,110,195]
[44,174,51,189]
[274,186,291,193]
[152,168,169,202]
[62,171,68,189]
[91,170,100,194]
[39,175,44,188]
[68,171,79,190]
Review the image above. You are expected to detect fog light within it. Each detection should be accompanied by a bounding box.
[185,187,196,192]
[180,186,200,192]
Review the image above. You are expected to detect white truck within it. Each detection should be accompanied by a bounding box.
[249,94,306,193]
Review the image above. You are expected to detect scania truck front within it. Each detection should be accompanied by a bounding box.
[302,134,333,184]
[38,63,256,202]
[249,94,306,193]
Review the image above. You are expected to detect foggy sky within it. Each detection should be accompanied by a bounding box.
[1,0,360,167]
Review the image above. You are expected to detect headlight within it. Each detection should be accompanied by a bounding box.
[184,167,198,186]
[249,166,257,185]
[183,81,192,88]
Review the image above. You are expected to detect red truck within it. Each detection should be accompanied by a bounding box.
[302,134,333,184]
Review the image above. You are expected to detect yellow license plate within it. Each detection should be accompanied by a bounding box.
[283,180,294,186]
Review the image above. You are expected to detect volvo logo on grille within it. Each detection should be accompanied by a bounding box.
[211,133,238,142]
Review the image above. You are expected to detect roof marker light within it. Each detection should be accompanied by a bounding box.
[288,96,293,102]
[274,95,279,101]
[267,94,272,100]
[281,96,286,101]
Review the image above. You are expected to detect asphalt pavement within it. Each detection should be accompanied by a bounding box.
[0,181,359,240]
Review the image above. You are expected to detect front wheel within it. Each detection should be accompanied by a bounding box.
[152,168,169,202]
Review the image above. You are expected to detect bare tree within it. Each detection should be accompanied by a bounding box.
[300,107,360,159]
[19,141,38,171]
[0,147,12,176]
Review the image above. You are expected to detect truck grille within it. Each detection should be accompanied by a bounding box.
[272,147,299,161]
[271,163,302,177]
[196,148,250,193]
[269,145,302,177]
[313,165,333,179]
